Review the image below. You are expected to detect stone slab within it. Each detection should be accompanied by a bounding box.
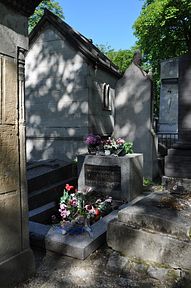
[45,207,126,260]
[118,191,191,241]
[107,219,191,270]
[78,154,143,202]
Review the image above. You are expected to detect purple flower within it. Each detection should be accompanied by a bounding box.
[85,134,101,146]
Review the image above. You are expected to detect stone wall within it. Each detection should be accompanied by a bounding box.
[25,24,89,161]
[88,67,116,136]
[25,23,118,162]
[0,1,37,286]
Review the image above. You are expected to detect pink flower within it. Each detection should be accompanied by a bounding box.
[69,198,77,207]
[85,204,95,214]
[60,203,67,209]
[59,207,70,219]
[116,138,125,145]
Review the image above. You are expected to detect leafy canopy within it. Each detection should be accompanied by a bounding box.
[134,0,191,66]
[133,0,191,116]
[28,0,64,32]
[96,44,136,74]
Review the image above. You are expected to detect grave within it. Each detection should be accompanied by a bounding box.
[30,152,143,260]
[28,159,134,260]
[107,191,191,270]
[77,153,143,202]
[0,1,42,286]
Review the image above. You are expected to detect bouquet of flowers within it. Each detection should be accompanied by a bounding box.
[102,137,125,151]
[58,184,112,234]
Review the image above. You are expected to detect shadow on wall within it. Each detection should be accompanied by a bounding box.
[114,62,158,179]
[25,25,115,163]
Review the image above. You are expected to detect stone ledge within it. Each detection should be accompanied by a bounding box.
[118,191,191,241]
[107,219,191,270]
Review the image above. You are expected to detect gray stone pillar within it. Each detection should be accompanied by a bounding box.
[165,55,191,178]
[0,1,42,286]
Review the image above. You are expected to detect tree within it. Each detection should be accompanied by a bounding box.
[133,0,191,116]
[96,44,136,74]
[134,0,191,67]
[28,0,64,32]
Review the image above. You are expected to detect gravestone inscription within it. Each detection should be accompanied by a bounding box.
[78,154,143,202]
[85,164,121,191]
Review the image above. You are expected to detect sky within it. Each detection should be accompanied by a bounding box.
[58,0,144,51]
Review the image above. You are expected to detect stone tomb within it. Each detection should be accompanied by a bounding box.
[107,191,191,270]
[77,154,143,202]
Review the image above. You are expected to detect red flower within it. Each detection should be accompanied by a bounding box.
[95,208,100,216]
[65,184,75,191]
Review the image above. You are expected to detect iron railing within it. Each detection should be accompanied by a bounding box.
[157,132,178,149]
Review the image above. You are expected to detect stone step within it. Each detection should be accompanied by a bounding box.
[107,191,191,270]
[107,219,191,270]
[27,159,77,193]
[29,201,57,225]
[117,191,191,241]
[28,178,77,210]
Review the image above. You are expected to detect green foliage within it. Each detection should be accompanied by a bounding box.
[143,178,153,186]
[96,43,135,73]
[106,49,134,73]
[123,142,134,154]
[133,0,191,116]
[28,0,64,33]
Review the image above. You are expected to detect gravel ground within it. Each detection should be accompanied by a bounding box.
[14,244,187,288]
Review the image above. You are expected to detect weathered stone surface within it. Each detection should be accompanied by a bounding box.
[0,1,42,285]
[106,252,129,273]
[25,13,120,162]
[107,219,191,270]
[78,154,143,201]
[46,206,127,260]
[162,176,191,194]
[118,192,191,241]
[114,61,158,179]
[147,267,169,281]
[164,55,191,178]
[0,248,35,288]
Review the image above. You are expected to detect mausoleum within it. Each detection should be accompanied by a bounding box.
[25,9,121,162]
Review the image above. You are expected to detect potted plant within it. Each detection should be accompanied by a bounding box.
[84,134,101,154]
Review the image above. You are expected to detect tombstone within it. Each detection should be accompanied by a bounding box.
[77,154,143,202]
[114,51,158,180]
[165,55,191,183]
[0,1,42,286]
[158,58,179,133]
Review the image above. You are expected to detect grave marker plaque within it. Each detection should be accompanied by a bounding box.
[78,154,143,201]
[85,164,121,191]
